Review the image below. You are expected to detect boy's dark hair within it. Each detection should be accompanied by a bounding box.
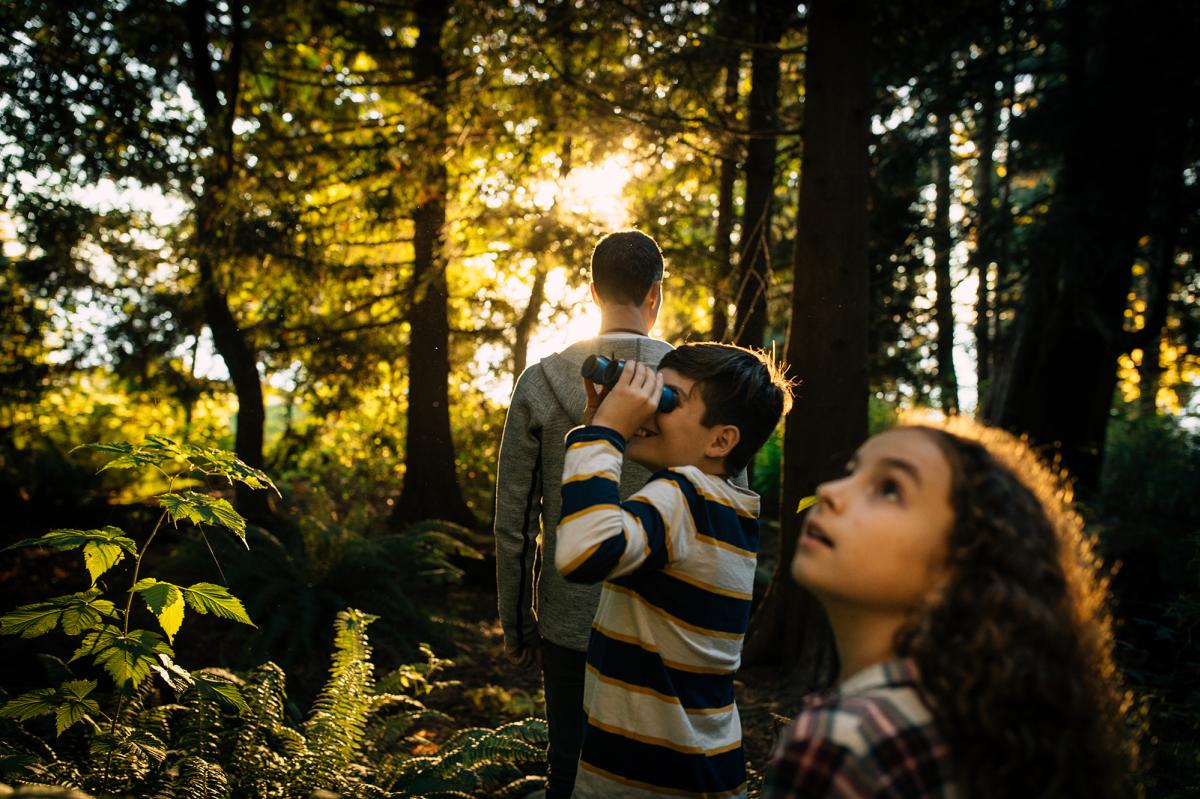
[658,343,793,474]
[590,230,664,305]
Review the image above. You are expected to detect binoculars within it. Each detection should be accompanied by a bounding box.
[580,355,679,413]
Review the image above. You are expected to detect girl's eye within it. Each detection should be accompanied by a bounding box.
[878,478,903,502]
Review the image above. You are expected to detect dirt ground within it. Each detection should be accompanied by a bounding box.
[425,584,807,796]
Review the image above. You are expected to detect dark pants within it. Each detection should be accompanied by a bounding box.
[542,639,588,799]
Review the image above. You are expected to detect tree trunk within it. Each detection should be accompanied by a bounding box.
[984,0,1169,491]
[711,4,742,342]
[1135,108,1188,415]
[743,0,870,689]
[732,0,790,350]
[185,0,269,520]
[391,0,475,529]
[931,109,959,413]
[513,267,547,378]
[971,75,998,393]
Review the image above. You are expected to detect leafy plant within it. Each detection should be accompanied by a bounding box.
[0,436,270,741]
[1,610,545,799]
[0,437,546,798]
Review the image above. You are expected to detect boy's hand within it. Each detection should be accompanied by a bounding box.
[591,360,663,440]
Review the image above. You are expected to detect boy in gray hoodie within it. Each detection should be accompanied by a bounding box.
[494,230,673,799]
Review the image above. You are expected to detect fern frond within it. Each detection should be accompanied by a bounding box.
[297,610,377,792]
[167,755,230,799]
[89,725,167,787]
[491,775,548,799]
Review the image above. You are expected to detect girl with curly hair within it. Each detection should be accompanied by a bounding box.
[764,418,1135,798]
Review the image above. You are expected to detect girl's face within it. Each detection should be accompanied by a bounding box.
[790,428,956,614]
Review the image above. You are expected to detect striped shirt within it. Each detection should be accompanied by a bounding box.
[555,425,761,798]
[764,659,961,798]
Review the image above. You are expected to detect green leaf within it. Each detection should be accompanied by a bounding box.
[72,626,173,690]
[159,492,247,546]
[74,440,172,472]
[82,541,127,584]
[1,589,116,638]
[133,578,186,643]
[60,592,118,636]
[0,687,58,722]
[148,436,280,496]
[191,670,249,714]
[181,583,254,627]
[4,526,137,566]
[55,680,100,736]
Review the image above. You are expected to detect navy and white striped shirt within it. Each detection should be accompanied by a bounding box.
[555,425,761,798]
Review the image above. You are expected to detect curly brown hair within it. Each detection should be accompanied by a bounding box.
[892,417,1136,799]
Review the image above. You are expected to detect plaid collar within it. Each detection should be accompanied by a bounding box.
[839,658,922,696]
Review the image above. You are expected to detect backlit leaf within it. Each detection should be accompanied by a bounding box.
[181,583,254,627]
[1,589,116,638]
[133,579,186,643]
[191,670,249,714]
[72,626,173,690]
[4,526,137,562]
[75,441,171,472]
[159,492,247,546]
[0,688,58,722]
[54,680,100,736]
[82,541,127,584]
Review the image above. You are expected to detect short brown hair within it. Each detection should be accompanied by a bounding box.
[590,230,664,305]
[658,343,793,474]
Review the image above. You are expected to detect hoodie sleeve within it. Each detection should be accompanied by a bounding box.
[494,367,544,651]
[555,426,691,583]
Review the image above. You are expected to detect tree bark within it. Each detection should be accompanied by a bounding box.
[732,0,790,350]
[513,267,547,378]
[743,0,869,689]
[184,0,269,520]
[1135,109,1188,415]
[983,0,1169,490]
[391,0,476,529]
[971,73,998,393]
[711,4,742,343]
[931,109,959,413]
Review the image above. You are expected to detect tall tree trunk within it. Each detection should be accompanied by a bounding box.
[971,73,998,393]
[711,3,742,342]
[185,0,269,520]
[1135,109,1188,415]
[931,109,959,413]
[984,0,1169,490]
[732,0,790,350]
[743,0,869,688]
[391,0,475,528]
[513,267,547,378]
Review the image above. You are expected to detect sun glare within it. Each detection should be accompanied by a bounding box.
[535,153,635,230]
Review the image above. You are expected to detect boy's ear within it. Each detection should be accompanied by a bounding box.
[705,424,740,460]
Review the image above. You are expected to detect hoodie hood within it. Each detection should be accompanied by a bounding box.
[538,334,674,427]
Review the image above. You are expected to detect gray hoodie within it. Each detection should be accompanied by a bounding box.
[494,333,674,652]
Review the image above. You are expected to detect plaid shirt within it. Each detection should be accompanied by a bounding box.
[763,659,961,798]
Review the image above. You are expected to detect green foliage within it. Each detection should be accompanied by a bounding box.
[0,437,265,737]
[1,609,546,799]
[1099,413,1200,527]
[4,528,138,586]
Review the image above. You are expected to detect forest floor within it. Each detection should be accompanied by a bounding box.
[422,582,807,795]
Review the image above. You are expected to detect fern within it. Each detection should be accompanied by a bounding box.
[384,718,548,798]
[154,755,231,799]
[297,610,378,794]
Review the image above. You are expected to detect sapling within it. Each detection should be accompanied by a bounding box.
[0,435,277,737]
